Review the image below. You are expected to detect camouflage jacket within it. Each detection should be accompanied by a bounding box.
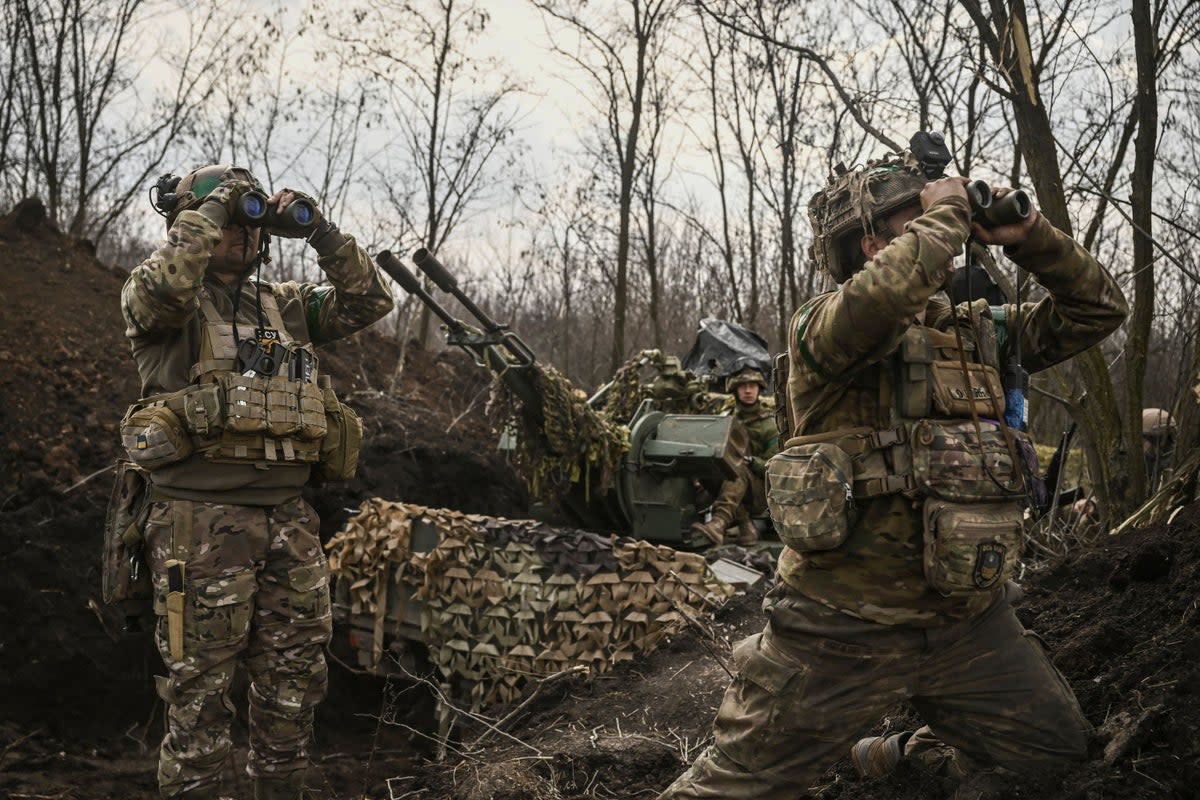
[780,196,1127,626]
[121,208,394,505]
[733,398,780,476]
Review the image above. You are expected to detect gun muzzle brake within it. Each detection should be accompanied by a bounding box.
[376,251,424,295]
[413,248,459,292]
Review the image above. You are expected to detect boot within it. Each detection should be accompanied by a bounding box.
[736,517,758,546]
[690,509,733,545]
[850,730,912,778]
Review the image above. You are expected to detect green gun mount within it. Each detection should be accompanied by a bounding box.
[375,249,745,549]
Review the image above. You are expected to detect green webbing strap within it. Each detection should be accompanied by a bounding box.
[989,305,1009,357]
[793,303,834,381]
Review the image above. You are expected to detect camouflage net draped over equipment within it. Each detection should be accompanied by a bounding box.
[327,498,734,708]
[489,364,629,502]
[599,349,730,422]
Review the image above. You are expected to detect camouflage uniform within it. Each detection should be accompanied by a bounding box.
[123,175,393,798]
[659,172,1127,796]
[701,372,780,540]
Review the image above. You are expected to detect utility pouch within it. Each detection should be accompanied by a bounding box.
[121,404,193,469]
[923,498,1024,595]
[297,382,328,441]
[910,419,1026,502]
[766,443,857,552]
[929,361,1005,417]
[102,461,152,607]
[220,373,269,433]
[312,384,361,484]
[265,375,302,437]
[179,382,223,438]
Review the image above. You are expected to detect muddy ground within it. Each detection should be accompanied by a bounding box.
[1,201,1198,799]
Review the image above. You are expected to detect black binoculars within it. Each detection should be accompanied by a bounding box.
[230,191,318,235]
[965,180,1031,228]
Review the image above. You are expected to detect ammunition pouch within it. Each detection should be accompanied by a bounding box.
[311,383,362,484]
[124,369,334,470]
[896,326,1005,420]
[102,461,153,618]
[765,442,857,552]
[910,419,1026,502]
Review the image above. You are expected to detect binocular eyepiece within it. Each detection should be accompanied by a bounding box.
[965,180,1031,228]
[231,191,317,234]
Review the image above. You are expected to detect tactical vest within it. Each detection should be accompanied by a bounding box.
[120,285,360,481]
[767,303,1028,596]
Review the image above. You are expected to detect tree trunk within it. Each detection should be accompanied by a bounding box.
[962,0,1131,518]
[1125,0,1158,504]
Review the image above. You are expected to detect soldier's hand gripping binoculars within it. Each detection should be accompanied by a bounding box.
[230,191,318,236]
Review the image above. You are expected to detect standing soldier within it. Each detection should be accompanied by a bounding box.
[119,165,394,799]
[659,147,1127,797]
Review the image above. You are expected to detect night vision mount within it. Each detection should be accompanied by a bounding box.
[909,131,1031,228]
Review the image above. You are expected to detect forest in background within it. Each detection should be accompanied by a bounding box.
[2,0,1198,521]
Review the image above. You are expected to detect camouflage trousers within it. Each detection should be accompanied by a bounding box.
[657,583,1089,799]
[145,497,333,799]
[711,468,766,523]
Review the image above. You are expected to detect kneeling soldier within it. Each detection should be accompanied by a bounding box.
[659,146,1126,797]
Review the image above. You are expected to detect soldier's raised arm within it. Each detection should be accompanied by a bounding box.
[260,187,393,345]
[121,181,253,338]
[795,181,972,383]
[990,212,1128,374]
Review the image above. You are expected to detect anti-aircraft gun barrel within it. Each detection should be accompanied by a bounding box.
[375,249,543,422]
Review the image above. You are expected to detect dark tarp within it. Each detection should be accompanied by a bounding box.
[681,318,772,382]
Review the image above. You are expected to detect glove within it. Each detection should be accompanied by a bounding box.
[267,188,323,239]
[195,178,256,227]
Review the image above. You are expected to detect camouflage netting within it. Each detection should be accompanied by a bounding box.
[326,498,735,707]
[600,349,730,422]
[489,363,629,503]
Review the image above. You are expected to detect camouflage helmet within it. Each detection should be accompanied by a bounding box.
[807,151,927,282]
[1142,408,1176,439]
[160,163,262,227]
[726,369,767,391]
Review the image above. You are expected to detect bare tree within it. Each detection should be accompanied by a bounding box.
[322,0,521,344]
[7,0,247,241]
[533,0,680,371]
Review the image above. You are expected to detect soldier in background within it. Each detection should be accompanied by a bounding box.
[120,165,393,799]
[691,368,781,546]
[659,145,1126,798]
[1142,408,1176,492]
